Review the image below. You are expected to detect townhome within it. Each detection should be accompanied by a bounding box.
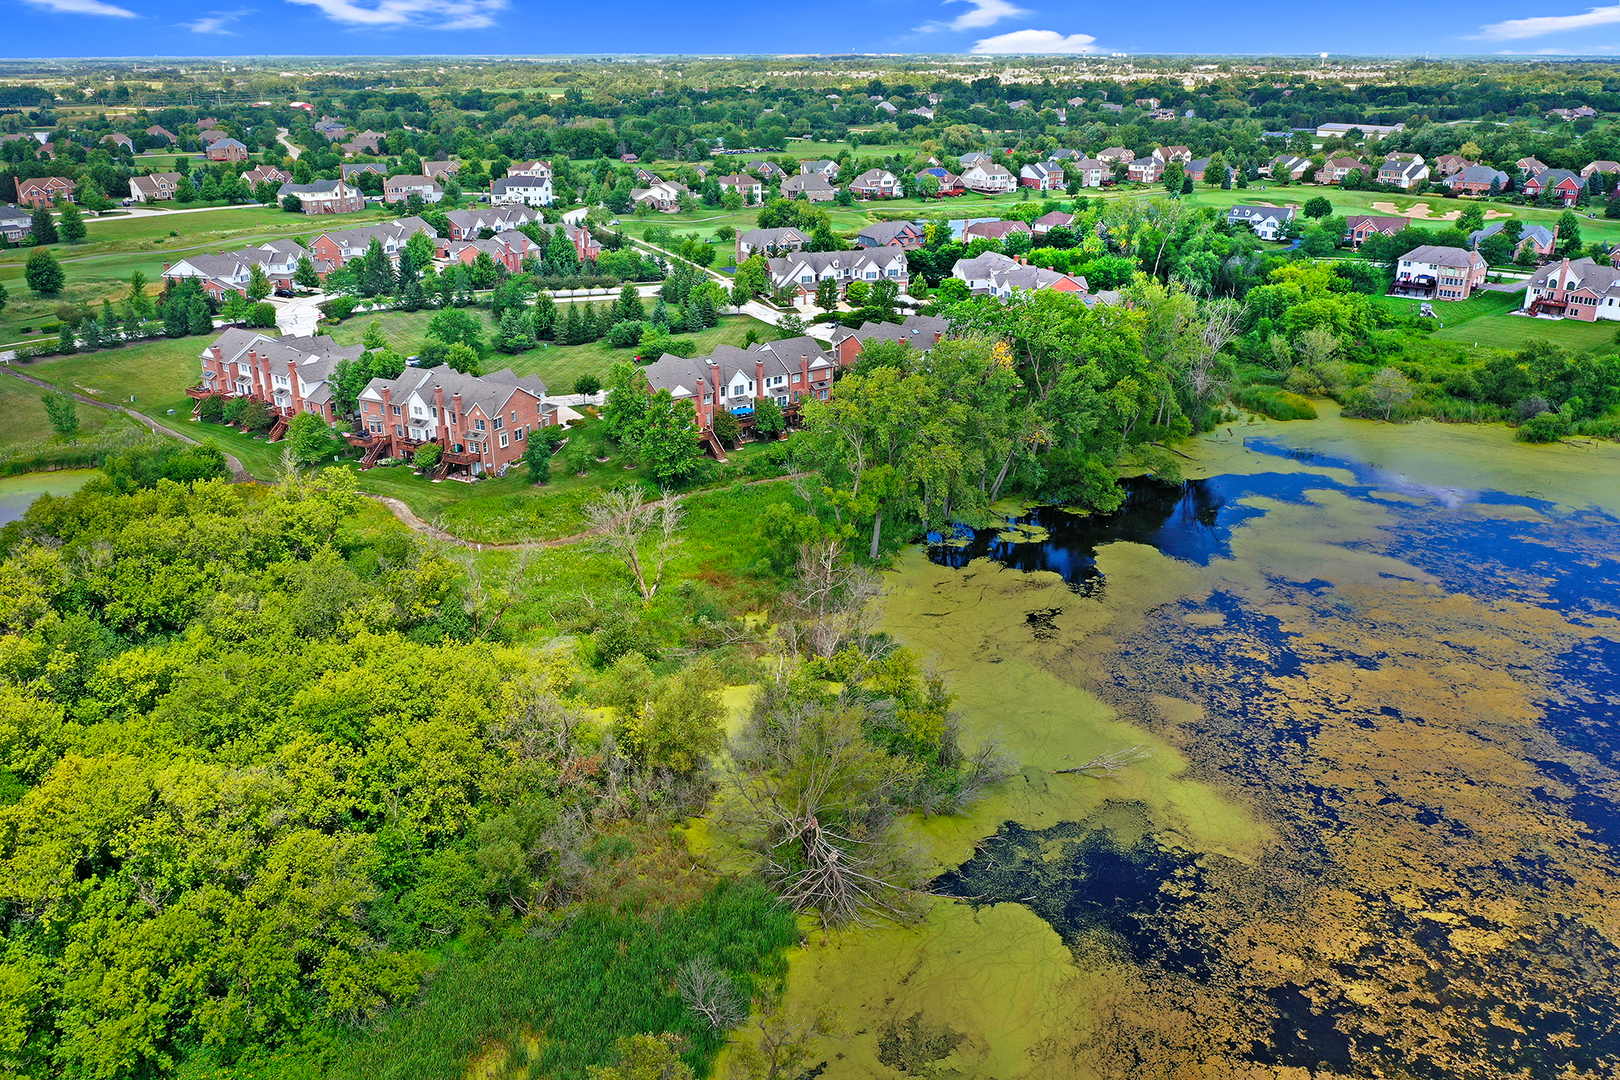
[277,179,367,215]
[242,165,291,187]
[444,204,545,241]
[1153,145,1192,164]
[16,176,75,208]
[1391,245,1486,301]
[829,314,948,366]
[951,251,1087,298]
[443,232,536,274]
[1319,157,1370,184]
[1446,165,1510,196]
[1127,157,1165,183]
[736,226,809,263]
[780,174,836,202]
[960,162,1018,194]
[631,180,691,212]
[1227,205,1296,241]
[916,167,964,195]
[489,173,553,206]
[384,175,444,205]
[766,249,909,299]
[1523,257,1620,320]
[128,171,183,203]
[1522,168,1585,206]
[962,219,1033,244]
[855,220,926,249]
[848,169,901,198]
[1342,215,1408,249]
[1097,147,1135,164]
[717,174,764,202]
[191,328,361,432]
[1068,157,1108,187]
[1032,210,1074,235]
[164,239,308,301]
[357,366,553,476]
[641,337,839,435]
[307,217,436,273]
[800,159,841,181]
[0,205,33,244]
[1470,221,1557,262]
[1377,156,1430,190]
[1019,162,1064,190]
[206,137,249,163]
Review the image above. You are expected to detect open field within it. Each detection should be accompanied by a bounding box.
[0,372,125,445]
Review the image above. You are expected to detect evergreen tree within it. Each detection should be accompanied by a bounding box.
[560,301,583,345]
[651,296,670,327]
[57,202,86,244]
[187,296,214,336]
[682,300,702,334]
[532,292,557,339]
[30,206,58,245]
[613,283,645,323]
[247,264,272,301]
[698,287,718,328]
[79,317,101,352]
[396,247,418,293]
[294,255,320,289]
[24,249,65,295]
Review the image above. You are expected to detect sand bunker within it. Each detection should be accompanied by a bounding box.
[1371,200,1513,222]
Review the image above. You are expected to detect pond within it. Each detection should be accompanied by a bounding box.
[781,409,1620,1080]
[0,470,98,525]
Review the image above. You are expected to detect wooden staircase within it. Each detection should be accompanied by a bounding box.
[361,440,387,469]
[703,430,729,463]
[267,415,289,442]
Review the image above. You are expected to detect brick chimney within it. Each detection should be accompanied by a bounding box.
[799,354,810,401]
[434,384,448,444]
[754,358,764,398]
[287,357,302,413]
[452,392,463,447]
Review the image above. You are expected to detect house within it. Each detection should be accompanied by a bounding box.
[961,162,1017,194]
[854,220,926,250]
[1227,205,1296,241]
[307,217,436,273]
[1314,122,1403,140]
[1522,168,1585,206]
[242,165,292,187]
[1319,157,1370,184]
[507,160,551,180]
[16,177,74,208]
[747,160,787,181]
[0,205,33,244]
[425,159,461,182]
[1470,221,1556,262]
[961,219,1033,244]
[340,131,384,156]
[633,169,662,186]
[1522,257,1620,320]
[1391,246,1486,301]
[1516,157,1547,177]
[800,159,841,180]
[490,174,554,206]
[1049,148,1082,162]
[631,181,691,212]
[1097,147,1135,164]
[102,132,133,151]
[1583,160,1620,180]
[876,101,898,116]
[532,221,600,264]
[1153,145,1192,164]
[1434,154,1475,177]
[641,337,838,434]
[765,249,909,300]
[278,180,366,215]
[1127,158,1164,184]
[1266,154,1312,181]
[444,204,544,241]
[163,239,308,302]
[780,174,836,202]
[1032,210,1074,235]
[736,226,809,263]
[848,169,901,199]
[1019,162,1064,190]
[1068,157,1108,188]
[192,329,363,433]
[959,152,992,168]
[128,171,185,203]
[384,175,444,205]
[314,117,348,140]
[620,153,639,163]
[951,251,1086,299]
[1136,97,1161,109]
[146,125,176,143]
[1149,108,1178,122]
[356,365,554,476]
[443,232,537,275]
[1186,157,1234,184]
[206,138,249,163]
[197,128,231,146]
[717,174,764,202]
[1446,165,1510,196]
[340,163,386,182]
[916,168,964,196]
[909,107,935,120]
[829,314,949,366]
[1377,156,1430,190]
[1343,215,1408,249]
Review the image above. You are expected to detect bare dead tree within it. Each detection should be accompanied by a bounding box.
[777,539,882,660]
[1183,298,1244,409]
[1051,745,1153,778]
[727,988,838,1080]
[677,957,748,1032]
[583,486,684,601]
[448,544,540,639]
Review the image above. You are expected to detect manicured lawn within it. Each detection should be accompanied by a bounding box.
[1375,288,1620,351]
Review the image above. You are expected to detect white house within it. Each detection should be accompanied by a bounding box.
[961,162,1017,194]
[1227,205,1297,241]
[490,174,554,206]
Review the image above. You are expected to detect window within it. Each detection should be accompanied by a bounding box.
[499,433,509,449]
[390,405,402,415]
[515,427,525,441]
[492,416,503,430]
[474,418,486,432]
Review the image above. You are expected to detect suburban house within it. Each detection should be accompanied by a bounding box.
[191,328,362,432]
[1432,154,1474,177]
[197,128,230,146]
[1227,205,1296,241]
[962,219,1032,244]
[829,314,949,366]
[747,160,787,181]
[876,101,898,116]
[633,169,662,186]
[848,169,901,198]
[444,204,544,242]
[1343,215,1409,249]
[780,174,836,202]
[242,165,291,187]
[1186,157,1234,184]
[102,132,133,151]
[425,160,461,182]
[277,179,366,215]
[443,232,537,275]
[717,174,764,202]
[1019,162,1064,190]
[960,162,1017,194]
[1523,257,1620,320]
[1097,147,1135,164]
[736,226,809,263]
[1320,157,1370,184]
[1153,145,1193,164]
[163,239,307,301]
[307,217,436,274]
[1446,165,1511,196]
[1127,158,1165,183]
[356,366,554,476]
[146,125,176,143]
[800,159,841,181]
[951,251,1087,299]
[340,131,384,156]
[1582,160,1620,179]
[640,337,839,436]
[1266,155,1311,181]
[1391,246,1487,301]
[1314,121,1403,140]
[1522,168,1585,206]
[1516,157,1547,177]
[339,163,385,182]
[206,138,249,162]
[1032,210,1074,235]
[1377,156,1430,190]
[384,175,445,205]
[314,117,347,140]
[855,220,926,249]
[0,205,33,244]
[916,167,964,195]
[490,174,554,206]
[508,160,551,180]
[959,152,992,169]
[631,180,691,212]
[128,171,183,203]
[1068,157,1108,187]
[1470,221,1557,261]
[16,176,75,208]
[765,249,909,300]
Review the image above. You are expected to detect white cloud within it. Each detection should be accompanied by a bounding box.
[1476,3,1620,39]
[23,0,136,17]
[286,0,505,29]
[180,8,250,32]
[916,0,1026,32]
[970,27,1100,53]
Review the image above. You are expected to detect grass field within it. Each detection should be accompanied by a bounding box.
[0,374,125,445]
[1372,288,1620,351]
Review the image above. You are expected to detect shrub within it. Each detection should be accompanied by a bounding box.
[413,441,442,470]
[1516,411,1571,443]
[1231,386,1319,421]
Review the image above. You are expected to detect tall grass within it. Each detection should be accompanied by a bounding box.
[0,424,148,477]
[1230,385,1319,421]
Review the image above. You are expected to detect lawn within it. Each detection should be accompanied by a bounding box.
[1373,288,1620,351]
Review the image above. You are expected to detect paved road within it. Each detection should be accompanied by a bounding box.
[275,127,303,160]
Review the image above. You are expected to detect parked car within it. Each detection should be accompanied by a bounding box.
[273,287,294,298]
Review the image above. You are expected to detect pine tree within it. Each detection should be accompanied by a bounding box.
[651,296,670,327]
[682,299,701,334]
[532,292,557,339]
[697,288,717,328]
[614,282,645,323]
[30,206,57,245]
[79,317,101,352]
[560,301,583,345]
[187,296,214,336]
[580,303,600,343]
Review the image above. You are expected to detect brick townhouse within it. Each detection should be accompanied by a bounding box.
[355,366,555,476]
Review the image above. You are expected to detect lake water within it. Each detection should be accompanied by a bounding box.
[782,408,1620,1080]
[0,470,97,524]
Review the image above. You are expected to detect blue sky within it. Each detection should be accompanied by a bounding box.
[12,0,1620,60]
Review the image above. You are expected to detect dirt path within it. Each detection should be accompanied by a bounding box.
[0,365,252,481]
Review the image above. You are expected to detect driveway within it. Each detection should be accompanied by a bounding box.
[276,128,303,160]
[276,291,327,337]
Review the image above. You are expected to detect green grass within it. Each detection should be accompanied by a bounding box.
[1398,288,1620,350]
[0,375,123,445]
